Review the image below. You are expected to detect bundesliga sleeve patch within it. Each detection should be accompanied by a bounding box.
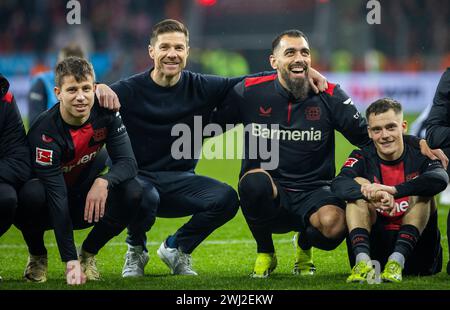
[36,147,53,166]
[343,157,358,167]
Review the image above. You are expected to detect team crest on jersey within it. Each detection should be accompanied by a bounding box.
[343,157,358,167]
[41,134,53,143]
[93,128,107,142]
[259,106,272,117]
[305,106,321,121]
[36,147,53,166]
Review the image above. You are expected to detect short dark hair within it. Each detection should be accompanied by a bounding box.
[55,56,95,88]
[150,19,189,46]
[272,29,309,53]
[366,98,403,121]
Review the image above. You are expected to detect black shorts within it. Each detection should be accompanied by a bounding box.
[270,185,346,233]
[347,210,442,276]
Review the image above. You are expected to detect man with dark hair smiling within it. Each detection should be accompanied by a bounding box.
[95,19,329,277]
[212,29,447,278]
[212,29,371,278]
[16,57,142,285]
[28,44,86,127]
[332,98,447,283]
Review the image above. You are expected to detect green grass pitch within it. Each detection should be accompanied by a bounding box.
[1,114,449,290]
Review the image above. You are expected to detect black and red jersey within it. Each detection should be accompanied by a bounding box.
[332,143,448,230]
[213,74,370,190]
[0,74,31,188]
[28,100,137,262]
[426,68,450,148]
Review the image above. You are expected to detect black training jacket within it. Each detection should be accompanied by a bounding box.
[28,100,137,262]
[0,74,31,188]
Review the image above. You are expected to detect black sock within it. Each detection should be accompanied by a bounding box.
[394,224,420,260]
[348,227,370,257]
[250,226,275,253]
[22,230,47,256]
[298,231,312,250]
[82,221,123,255]
[304,225,343,251]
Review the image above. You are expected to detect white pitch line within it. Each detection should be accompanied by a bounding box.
[0,235,448,249]
[0,239,294,249]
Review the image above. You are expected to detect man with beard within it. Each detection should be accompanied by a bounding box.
[332,98,446,283]
[212,29,373,278]
[215,30,446,278]
[94,20,328,278]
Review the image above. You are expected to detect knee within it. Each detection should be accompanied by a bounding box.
[18,179,46,213]
[0,183,18,219]
[140,183,160,217]
[315,206,346,239]
[238,171,274,205]
[216,185,239,219]
[111,180,145,226]
[124,180,160,227]
[119,179,143,212]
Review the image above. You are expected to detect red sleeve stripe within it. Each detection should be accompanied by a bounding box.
[245,74,277,88]
[324,82,336,96]
[2,91,13,103]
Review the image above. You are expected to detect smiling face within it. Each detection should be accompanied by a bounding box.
[55,74,95,126]
[368,108,407,161]
[270,35,311,98]
[149,31,189,86]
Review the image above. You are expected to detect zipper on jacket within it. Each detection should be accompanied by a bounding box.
[287,101,292,124]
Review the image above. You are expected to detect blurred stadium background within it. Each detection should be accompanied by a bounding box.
[1,0,450,289]
[1,0,449,116]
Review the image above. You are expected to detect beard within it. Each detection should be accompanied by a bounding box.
[280,66,310,100]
